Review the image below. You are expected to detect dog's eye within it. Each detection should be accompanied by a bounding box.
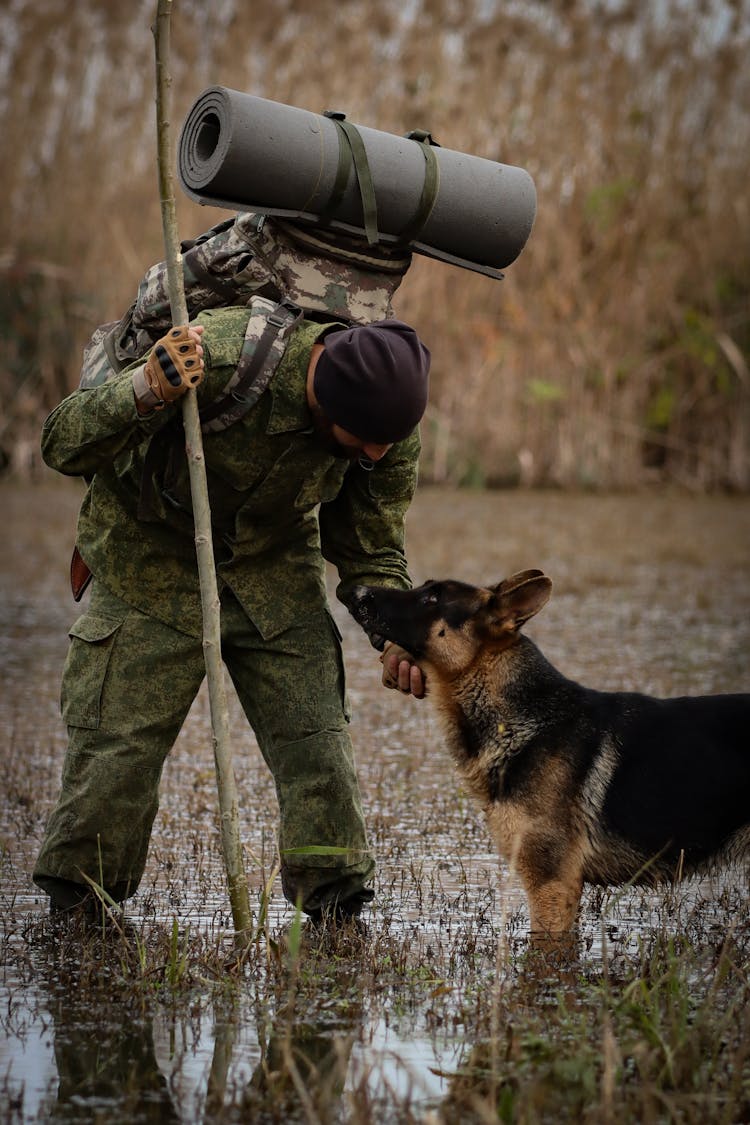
[422,591,439,605]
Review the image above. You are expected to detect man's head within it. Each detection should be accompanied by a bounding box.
[311,319,430,453]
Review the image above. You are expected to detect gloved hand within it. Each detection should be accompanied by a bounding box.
[380,641,426,699]
[134,325,204,411]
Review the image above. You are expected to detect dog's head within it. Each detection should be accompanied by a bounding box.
[350,570,552,676]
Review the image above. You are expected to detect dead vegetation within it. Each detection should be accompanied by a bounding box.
[0,0,748,488]
[2,479,750,1121]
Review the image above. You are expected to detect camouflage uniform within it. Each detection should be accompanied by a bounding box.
[34,307,420,915]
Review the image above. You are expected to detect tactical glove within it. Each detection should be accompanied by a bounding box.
[134,326,203,411]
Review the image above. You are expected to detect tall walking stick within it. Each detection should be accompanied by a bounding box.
[153,0,252,950]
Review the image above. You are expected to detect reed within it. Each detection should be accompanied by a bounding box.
[1,0,747,488]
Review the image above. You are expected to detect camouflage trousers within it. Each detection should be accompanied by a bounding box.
[33,582,375,915]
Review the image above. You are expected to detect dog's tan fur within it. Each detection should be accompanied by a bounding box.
[351,570,750,944]
[420,602,593,936]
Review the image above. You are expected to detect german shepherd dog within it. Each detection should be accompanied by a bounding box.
[350,571,750,940]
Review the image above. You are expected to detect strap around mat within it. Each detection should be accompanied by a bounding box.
[396,129,441,246]
[321,110,379,245]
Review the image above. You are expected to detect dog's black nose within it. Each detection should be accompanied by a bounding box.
[350,585,372,606]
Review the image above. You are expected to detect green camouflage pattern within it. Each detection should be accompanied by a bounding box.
[45,306,420,641]
[199,295,301,435]
[41,305,420,910]
[79,212,412,390]
[33,583,375,910]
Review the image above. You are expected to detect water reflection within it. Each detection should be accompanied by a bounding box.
[8,934,180,1123]
[2,479,749,1122]
[12,927,454,1122]
[244,1003,356,1120]
[51,996,179,1122]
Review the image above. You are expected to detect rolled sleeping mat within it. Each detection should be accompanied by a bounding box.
[178,86,536,279]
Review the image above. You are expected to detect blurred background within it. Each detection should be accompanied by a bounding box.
[1,0,748,490]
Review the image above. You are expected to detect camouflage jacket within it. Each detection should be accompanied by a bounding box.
[42,307,420,640]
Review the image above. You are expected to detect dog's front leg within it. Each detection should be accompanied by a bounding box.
[525,875,583,947]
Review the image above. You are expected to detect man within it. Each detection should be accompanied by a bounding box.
[33,306,430,922]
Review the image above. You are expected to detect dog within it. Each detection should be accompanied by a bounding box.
[350,571,750,939]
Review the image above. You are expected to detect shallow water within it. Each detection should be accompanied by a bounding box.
[1,476,748,1121]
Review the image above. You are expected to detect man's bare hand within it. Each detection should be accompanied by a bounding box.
[380,641,426,699]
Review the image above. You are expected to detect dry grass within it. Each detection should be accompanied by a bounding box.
[1,479,750,1121]
[3,810,750,1122]
[0,0,748,488]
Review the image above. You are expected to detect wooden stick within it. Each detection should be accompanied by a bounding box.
[152,0,252,950]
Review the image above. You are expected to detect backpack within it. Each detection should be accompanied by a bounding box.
[79,211,413,434]
[70,213,413,600]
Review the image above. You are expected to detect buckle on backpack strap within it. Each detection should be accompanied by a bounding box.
[267,300,303,330]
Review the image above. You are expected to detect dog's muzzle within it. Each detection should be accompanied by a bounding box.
[349,585,376,625]
[348,586,388,650]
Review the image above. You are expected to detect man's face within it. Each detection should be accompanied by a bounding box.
[309,401,392,463]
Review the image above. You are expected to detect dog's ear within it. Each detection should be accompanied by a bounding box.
[495,569,546,596]
[487,573,552,632]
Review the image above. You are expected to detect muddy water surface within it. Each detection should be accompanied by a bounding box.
[1,477,748,1121]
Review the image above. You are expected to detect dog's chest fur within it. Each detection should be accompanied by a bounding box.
[427,642,641,883]
[430,642,564,795]
[430,646,567,817]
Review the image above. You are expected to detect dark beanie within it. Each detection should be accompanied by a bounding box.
[313,319,430,443]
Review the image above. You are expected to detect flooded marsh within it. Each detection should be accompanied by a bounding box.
[1,477,749,1123]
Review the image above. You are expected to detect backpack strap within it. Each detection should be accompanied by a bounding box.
[198,298,303,433]
[136,299,302,521]
[136,414,182,522]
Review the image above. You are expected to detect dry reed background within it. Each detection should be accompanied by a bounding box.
[1,0,748,489]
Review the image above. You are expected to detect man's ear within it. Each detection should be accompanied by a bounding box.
[487,572,552,632]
